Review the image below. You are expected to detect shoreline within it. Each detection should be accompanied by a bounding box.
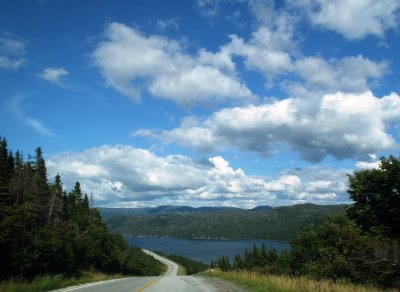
[122,234,291,243]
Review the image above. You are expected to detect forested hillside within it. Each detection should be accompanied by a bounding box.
[105,204,345,240]
[0,137,164,280]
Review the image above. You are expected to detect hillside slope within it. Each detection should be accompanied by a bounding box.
[103,204,346,241]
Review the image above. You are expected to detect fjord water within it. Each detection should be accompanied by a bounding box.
[125,236,290,264]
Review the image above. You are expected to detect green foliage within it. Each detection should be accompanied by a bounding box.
[289,215,400,287]
[0,138,164,281]
[105,203,346,241]
[347,155,400,238]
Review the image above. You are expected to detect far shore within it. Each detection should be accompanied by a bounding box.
[122,234,291,243]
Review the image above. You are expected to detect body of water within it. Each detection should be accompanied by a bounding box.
[124,236,290,264]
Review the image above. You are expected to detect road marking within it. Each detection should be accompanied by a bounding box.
[56,278,129,291]
[137,276,163,292]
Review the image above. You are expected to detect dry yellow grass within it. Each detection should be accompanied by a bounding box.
[0,272,124,292]
[206,269,391,292]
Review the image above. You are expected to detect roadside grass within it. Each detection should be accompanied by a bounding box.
[178,265,187,276]
[0,272,125,292]
[205,269,392,292]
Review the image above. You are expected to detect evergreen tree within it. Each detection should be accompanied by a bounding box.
[232,254,244,270]
[260,242,268,266]
[217,255,231,271]
[0,137,11,209]
[251,243,260,266]
[72,181,83,205]
[32,147,50,224]
[9,150,24,206]
[47,174,64,225]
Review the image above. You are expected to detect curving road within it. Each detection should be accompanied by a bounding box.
[53,250,216,292]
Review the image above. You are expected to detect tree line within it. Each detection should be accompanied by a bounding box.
[214,155,400,288]
[0,137,164,280]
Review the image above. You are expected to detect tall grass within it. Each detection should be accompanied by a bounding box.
[178,265,187,276]
[206,269,392,292]
[0,272,124,292]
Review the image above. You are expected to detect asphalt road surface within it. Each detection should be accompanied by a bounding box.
[53,250,217,292]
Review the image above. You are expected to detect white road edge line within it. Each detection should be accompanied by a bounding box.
[52,277,131,292]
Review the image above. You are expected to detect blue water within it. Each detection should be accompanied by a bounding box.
[124,236,290,264]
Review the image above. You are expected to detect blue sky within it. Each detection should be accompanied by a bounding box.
[1,0,399,208]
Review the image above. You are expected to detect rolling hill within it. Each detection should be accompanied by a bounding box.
[100,203,346,241]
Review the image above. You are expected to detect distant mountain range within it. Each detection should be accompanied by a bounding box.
[98,204,273,220]
[99,203,346,241]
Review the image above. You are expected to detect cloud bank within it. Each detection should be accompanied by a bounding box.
[135,91,400,162]
[46,145,351,207]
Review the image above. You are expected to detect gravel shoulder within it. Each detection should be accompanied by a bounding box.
[199,276,247,292]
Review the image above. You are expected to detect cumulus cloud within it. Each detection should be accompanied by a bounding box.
[137,91,400,162]
[294,55,388,92]
[224,13,295,82]
[248,0,276,25]
[46,145,351,207]
[39,67,69,86]
[92,22,254,107]
[0,36,26,70]
[291,0,400,39]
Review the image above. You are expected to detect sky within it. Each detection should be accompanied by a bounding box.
[0,0,399,208]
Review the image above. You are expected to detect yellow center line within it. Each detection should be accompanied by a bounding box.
[137,276,163,292]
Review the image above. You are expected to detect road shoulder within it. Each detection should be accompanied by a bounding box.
[199,275,247,292]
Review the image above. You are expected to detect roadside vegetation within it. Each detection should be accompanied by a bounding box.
[0,272,125,292]
[0,138,164,289]
[206,269,394,292]
[211,155,400,289]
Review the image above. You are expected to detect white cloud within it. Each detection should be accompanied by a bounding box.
[25,117,54,137]
[285,56,389,99]
[0,56,24,70]
[248,0,275,25]
[156,18,179,31]
[140,91,400,162]
[7,94,54,137]
[46,145,351,207]
[39,67,69,85]
[92,22,254,107]
[355,160,381,169]
[196,0,221,18]
[0,37,26,55]
[0,36,26,70]
[225,21,295,81]
[292,0,400,39]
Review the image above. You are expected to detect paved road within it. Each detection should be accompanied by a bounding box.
[142,250,180,276]
[53,250,216,292]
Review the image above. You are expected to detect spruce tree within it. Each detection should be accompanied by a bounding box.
[0,138,11,209]
[32,147,50,224]
[9,150,26,206]
[47,174,64,225]
[261,242,268,265]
